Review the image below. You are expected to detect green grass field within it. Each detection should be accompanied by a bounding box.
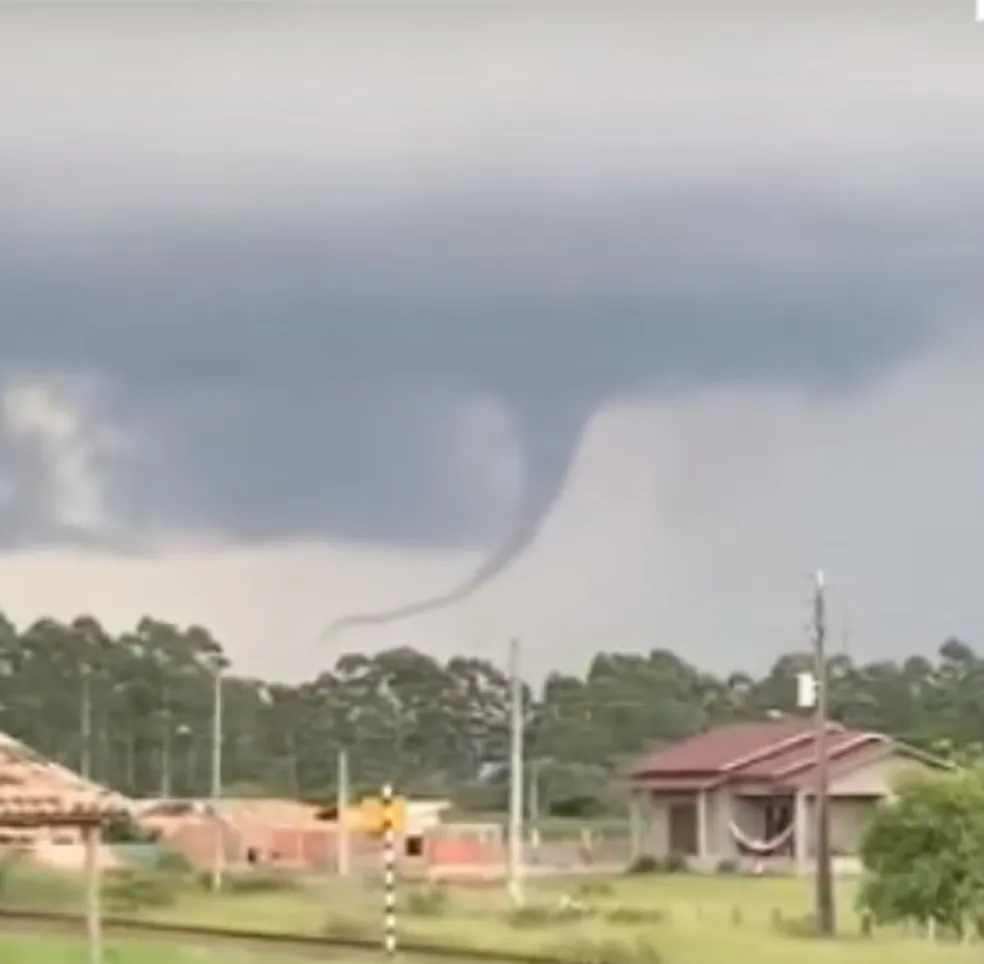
[0,933,316,963]
[2,863,981,964]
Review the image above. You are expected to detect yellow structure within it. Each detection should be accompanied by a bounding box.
[342,795,406,835]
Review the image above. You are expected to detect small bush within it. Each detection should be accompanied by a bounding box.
[102,813,160,845]
[771,912,821,940]
[554,937,663,964]
[322,913,378,941]
[101,869,177,912]
[715,858,740,875]
[508,904,557,929]
[508,898,593,929]
[576,879,614,898]
[0,861,81,909]
[661,852,690,874]
[625,853,690,875]
[403,885,449,917]
[604,906,668,926]
[556,897,594,923]
[152,849,194,877]
[221,870,302,895]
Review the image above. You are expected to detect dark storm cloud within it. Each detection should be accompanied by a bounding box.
[1,192,979,560]
[1,0,983,628]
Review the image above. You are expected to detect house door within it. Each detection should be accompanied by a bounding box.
[668,801,698,855]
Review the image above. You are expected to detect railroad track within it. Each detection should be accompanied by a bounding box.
[0,906,558,962]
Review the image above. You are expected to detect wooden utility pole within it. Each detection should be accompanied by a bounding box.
[812,570,836,936]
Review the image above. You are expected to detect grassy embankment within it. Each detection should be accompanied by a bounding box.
[0,933,325,963]
[1,861,979,964]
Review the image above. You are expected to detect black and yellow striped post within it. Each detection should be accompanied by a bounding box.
[381,783,397,955]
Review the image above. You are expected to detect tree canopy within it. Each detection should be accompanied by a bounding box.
[0,612,979,810]
[859,766,984,935]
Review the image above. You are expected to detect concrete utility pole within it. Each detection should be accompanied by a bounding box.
[528,759,541,826]
[209,659,225,891]
[80,663,93,781]
[160,687,172,800]
[506,637,525,907]
[336,748,350,876]
[812,570,836,936]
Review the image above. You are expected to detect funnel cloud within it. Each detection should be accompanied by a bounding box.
[0,3,982,669]
[326,395,591,635]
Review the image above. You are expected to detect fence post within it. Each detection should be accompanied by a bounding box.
[382,783,397,956]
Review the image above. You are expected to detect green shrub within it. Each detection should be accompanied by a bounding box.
[857,767,984,932]
[553,937,663,964]
[625,853,689,874]
[715,857,740,875]
[508,899,593,929]
[403,885,449,917]
[771,912,821,940]
[322,913,377,941]
[152,849,193,877]
[556,898,594,923]
[604,906,668,926]
[102,813,160,845]
[0,863,82,910]
[101,869,177,913]
[508,904,556,928]
[222,870,302,895]
[576,879,614,898]
[661,852,690,874]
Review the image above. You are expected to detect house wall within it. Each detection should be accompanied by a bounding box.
[633,790,672,856]
[828,753,927,798]
[704,788,731,858]
[795,753,938,859]
[635,752,937,867]
[632,788,740,866]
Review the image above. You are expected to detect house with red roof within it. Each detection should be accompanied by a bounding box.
[627,718,946,873]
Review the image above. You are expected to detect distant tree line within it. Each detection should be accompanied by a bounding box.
[0,612,979,813]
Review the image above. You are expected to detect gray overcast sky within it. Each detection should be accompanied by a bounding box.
[0,2,981,680]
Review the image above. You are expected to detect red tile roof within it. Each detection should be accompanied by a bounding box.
[737,729,884,781]
[631,719,821,777]
[629,718,891,791]
[0,730,127,826]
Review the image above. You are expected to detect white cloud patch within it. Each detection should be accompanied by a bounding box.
[0,376,125,537]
